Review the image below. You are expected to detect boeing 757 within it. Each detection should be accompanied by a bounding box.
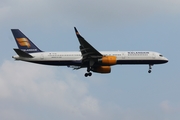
[12,27,168,77]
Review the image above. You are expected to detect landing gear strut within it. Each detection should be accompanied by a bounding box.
[148,64,153,73]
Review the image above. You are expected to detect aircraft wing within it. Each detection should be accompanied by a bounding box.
[74,27,103,61]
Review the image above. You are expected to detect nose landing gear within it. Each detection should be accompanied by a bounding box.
[148,64,153,73]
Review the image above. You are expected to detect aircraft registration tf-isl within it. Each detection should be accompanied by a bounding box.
[12,27,168,77]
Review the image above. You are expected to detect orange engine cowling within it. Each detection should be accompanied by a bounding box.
[99,56,117,65]
[92,66,111,73]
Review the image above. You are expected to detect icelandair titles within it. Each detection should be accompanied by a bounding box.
[128,52,149,55]
[128,52,149,54]
[22,49,37,52]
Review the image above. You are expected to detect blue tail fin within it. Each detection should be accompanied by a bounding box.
[11,29,42,53]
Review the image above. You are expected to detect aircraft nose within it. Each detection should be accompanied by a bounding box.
[164,57,168,63]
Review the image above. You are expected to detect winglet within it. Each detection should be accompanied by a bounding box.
[74,27,83,39]
[74,27,80,35]
[13,48,33,58]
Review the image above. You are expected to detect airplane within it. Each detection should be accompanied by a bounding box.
[11,27,168,77]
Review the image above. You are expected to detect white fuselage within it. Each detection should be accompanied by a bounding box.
[12,51,168,66]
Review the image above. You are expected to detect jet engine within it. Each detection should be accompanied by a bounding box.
[98,56,117,65]
[91,66,111,73]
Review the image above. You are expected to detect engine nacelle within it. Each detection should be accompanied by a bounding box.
[91,66,111,73]
[99,56,117,65]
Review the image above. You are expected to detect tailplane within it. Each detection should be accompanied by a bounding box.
[13,49,33,58]
[11,29,42,53]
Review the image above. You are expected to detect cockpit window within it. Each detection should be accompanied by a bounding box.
[159,54,163,57]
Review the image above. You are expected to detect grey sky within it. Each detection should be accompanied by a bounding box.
[0,0,180,120]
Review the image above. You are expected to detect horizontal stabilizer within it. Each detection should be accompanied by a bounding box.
[13,49,33,58]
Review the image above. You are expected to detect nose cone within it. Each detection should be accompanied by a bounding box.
[164,57,168,63]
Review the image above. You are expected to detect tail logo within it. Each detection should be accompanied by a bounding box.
[16,38,31,48]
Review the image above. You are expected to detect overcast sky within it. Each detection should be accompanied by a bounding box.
[0,0,180,120]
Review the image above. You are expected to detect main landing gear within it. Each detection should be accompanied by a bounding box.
[85,72,92,77]
[84,67,92,77]
[148,64,153,73]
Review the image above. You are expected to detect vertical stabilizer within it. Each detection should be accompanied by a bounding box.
[11,29,42,53]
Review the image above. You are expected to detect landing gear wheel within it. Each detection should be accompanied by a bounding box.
[84,72,92,77]
[88,72,92,76]
[148,70,151,73]
[85,73,89,77]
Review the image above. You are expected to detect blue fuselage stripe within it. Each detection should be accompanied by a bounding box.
[27,59,167,66]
